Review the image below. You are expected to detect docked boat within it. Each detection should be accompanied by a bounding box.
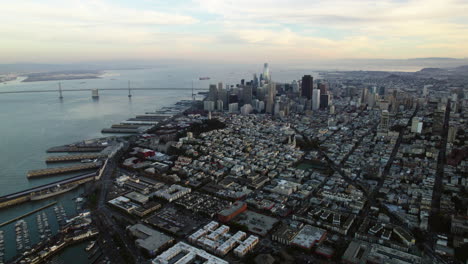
[30,183,79,201]
[85,241,96,251]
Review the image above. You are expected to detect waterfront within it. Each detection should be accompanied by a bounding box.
[0,65,288,263]
[0,62,460,263]
[0,66,197,263]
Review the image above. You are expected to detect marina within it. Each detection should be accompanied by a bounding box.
[15,219,31,254]
[27,162,101,178]
[0,230,4,264]
[36,212,52,241]
[54,205,68,227]
[0,67,207,263]
[0,202,57,228]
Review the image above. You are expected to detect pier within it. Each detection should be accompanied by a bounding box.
[101,128,140,134]
[0,202,57,227]
[28,229,99,264]
[0,172,96,209]
[47,145,106,153]
[27,162,101,178]
[46,154,106,163]
[111,124,146,129]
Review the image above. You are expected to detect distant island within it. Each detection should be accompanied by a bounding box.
[0,74,18,83]
[22,70,102,82]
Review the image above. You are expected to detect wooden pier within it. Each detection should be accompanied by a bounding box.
[47,145,106,153]
[27,163,101,178]
[46,154,106,163]
[101,128,139,134]
[111,124,145,129]
[0,202,57,227]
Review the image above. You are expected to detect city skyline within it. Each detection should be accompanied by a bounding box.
[1,0,468,63]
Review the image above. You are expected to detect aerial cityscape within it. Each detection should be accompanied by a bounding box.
[0,0,467,264]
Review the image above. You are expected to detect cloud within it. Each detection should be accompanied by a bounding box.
[0,0,467,63]
[2,0,198,26]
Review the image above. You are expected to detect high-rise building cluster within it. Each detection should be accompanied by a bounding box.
[203,63,334,117]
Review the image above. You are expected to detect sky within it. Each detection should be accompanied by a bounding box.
[1,0,468,64]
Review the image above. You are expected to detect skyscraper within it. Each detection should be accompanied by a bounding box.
[301,75,313,100]
[318,82,328,95]
[312,89,321,110]
[253,74,259,88]
[209,84,218,101]
[320,94,329,109]
[291,80,299,93]
[243,86,252,105]
[263,63,270,82]
[265,82,276,114]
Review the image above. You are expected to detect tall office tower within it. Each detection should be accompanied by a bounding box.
[318,82,328,95]
[312,89,321,110]
[257,101,265,112]
[203,100,215,111]
[265,82,276,114]
[380,110,390,132]
[256,86,266,102]
[273,98,281,116]
[243,86,253,105]
[228,103,239,113]
[209,84,218,101]
[216,100,224,111]
[301,75,313,100]
[433,109,445,134]
[378,86,386,96]
[411,117,423,134]
[291,80,299,93]
[253,74,259,88]
[361,88,368,105]
[263,63,270,82]
[218,88,227,107]
[218,82,223,90]
[367,93,377,108]
[320,94,330,109]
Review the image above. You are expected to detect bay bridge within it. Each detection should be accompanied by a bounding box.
[0,82,208,99]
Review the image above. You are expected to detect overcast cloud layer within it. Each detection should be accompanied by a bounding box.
[1,0,467,63]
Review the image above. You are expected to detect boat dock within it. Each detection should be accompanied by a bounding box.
[111,124,145,129]
[0,202,57,228]
[28,229,99,264]
[46,154,106,163]
[47,145,106,153]
[27,163,101,178]
[0,172,96,209]
[101,128,140,134]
